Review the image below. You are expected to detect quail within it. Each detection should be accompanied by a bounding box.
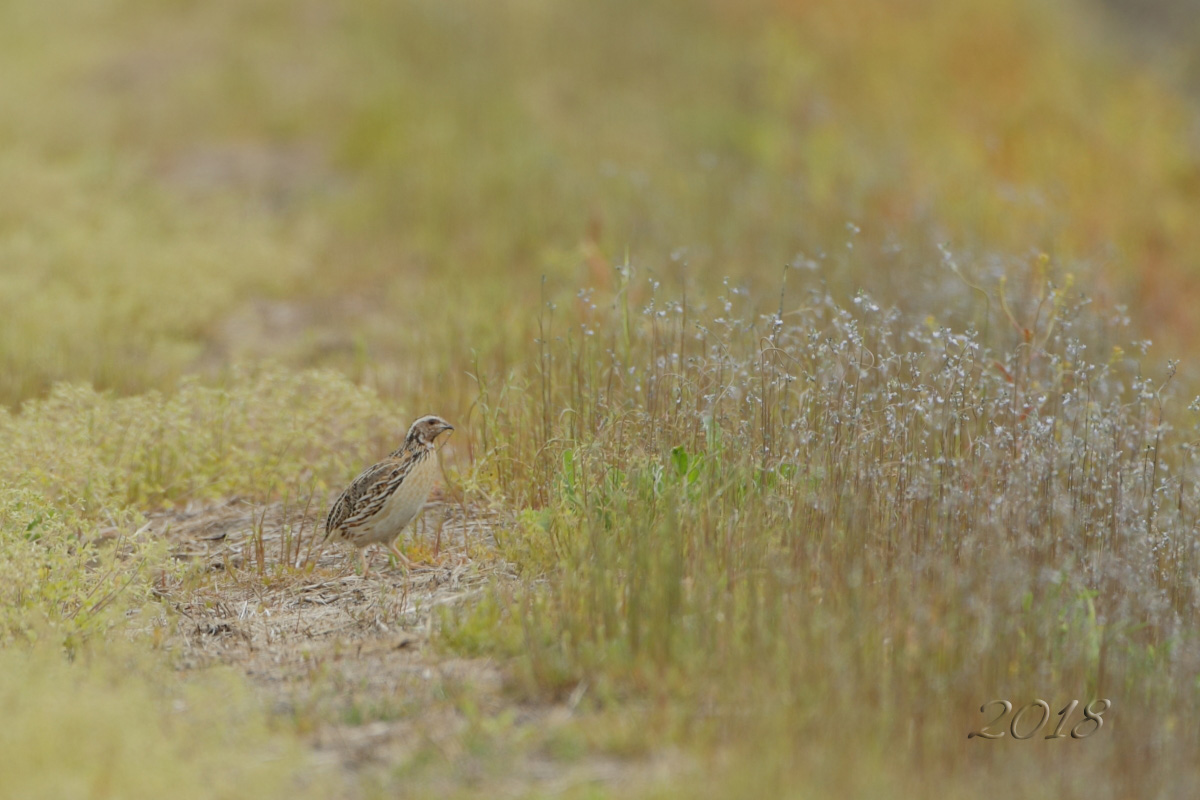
[325,415,454,574]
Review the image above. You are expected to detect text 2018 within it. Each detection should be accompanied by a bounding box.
[968,699,1110,740]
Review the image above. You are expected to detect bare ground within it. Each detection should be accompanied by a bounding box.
[142,494,677,797]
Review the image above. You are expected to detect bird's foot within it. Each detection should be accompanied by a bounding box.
[387,545,417,571]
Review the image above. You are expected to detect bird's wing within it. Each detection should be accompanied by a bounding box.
[325,454,420,535]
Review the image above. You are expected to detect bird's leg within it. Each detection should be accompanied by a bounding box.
[387,542,415,570]
[356,546,371,578]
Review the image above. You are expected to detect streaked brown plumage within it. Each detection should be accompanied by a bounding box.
[325,414,454,574]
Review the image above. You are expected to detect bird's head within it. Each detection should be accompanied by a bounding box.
[405,414,454,449]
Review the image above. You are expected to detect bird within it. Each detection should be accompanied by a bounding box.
[324,414,454,575]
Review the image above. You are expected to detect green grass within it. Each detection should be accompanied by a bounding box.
[3,0,1200,796]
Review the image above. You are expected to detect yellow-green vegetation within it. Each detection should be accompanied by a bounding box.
[0,371,397,799]
[0,369,400,642]
[0,645,327,799]
[3,0,1200,796]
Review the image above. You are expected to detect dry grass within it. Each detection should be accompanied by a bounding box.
[147,496,678,797]
[442,264,1200,798]
[4,0,1200,797]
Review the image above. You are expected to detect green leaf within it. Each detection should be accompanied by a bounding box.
[671,446,689,478]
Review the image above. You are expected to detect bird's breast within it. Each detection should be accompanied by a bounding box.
[374,453,438,533]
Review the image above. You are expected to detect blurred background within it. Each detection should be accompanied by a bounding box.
[5,2,1200,798]
[2,0,1200,410]
[1102,0,1200,46]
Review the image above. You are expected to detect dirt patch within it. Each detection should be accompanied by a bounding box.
[144,496,665,796]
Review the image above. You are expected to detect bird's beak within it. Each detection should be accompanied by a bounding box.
[442,423,455,433]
